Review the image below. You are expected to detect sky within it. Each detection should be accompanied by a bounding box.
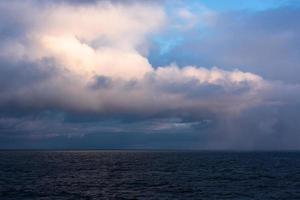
[0,0,300,150]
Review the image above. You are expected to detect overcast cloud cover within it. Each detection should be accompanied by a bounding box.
[0,0,300,149]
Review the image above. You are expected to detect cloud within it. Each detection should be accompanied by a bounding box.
[0,0,266,115]
[0,0,300,149]
[158,6,300,83]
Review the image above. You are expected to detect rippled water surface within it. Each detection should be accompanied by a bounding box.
[0,151,300,199]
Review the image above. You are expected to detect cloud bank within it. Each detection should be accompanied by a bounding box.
[0,0,300,149]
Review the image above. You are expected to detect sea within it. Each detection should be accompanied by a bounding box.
[0,150,300,200]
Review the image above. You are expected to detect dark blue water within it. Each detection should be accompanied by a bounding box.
[0,151,300,200]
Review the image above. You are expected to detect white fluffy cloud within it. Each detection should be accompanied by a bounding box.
[0,0,270,116]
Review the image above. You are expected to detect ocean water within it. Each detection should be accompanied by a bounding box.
[0,151,300,200]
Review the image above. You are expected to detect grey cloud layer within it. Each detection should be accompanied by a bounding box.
[0,0,300,149]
